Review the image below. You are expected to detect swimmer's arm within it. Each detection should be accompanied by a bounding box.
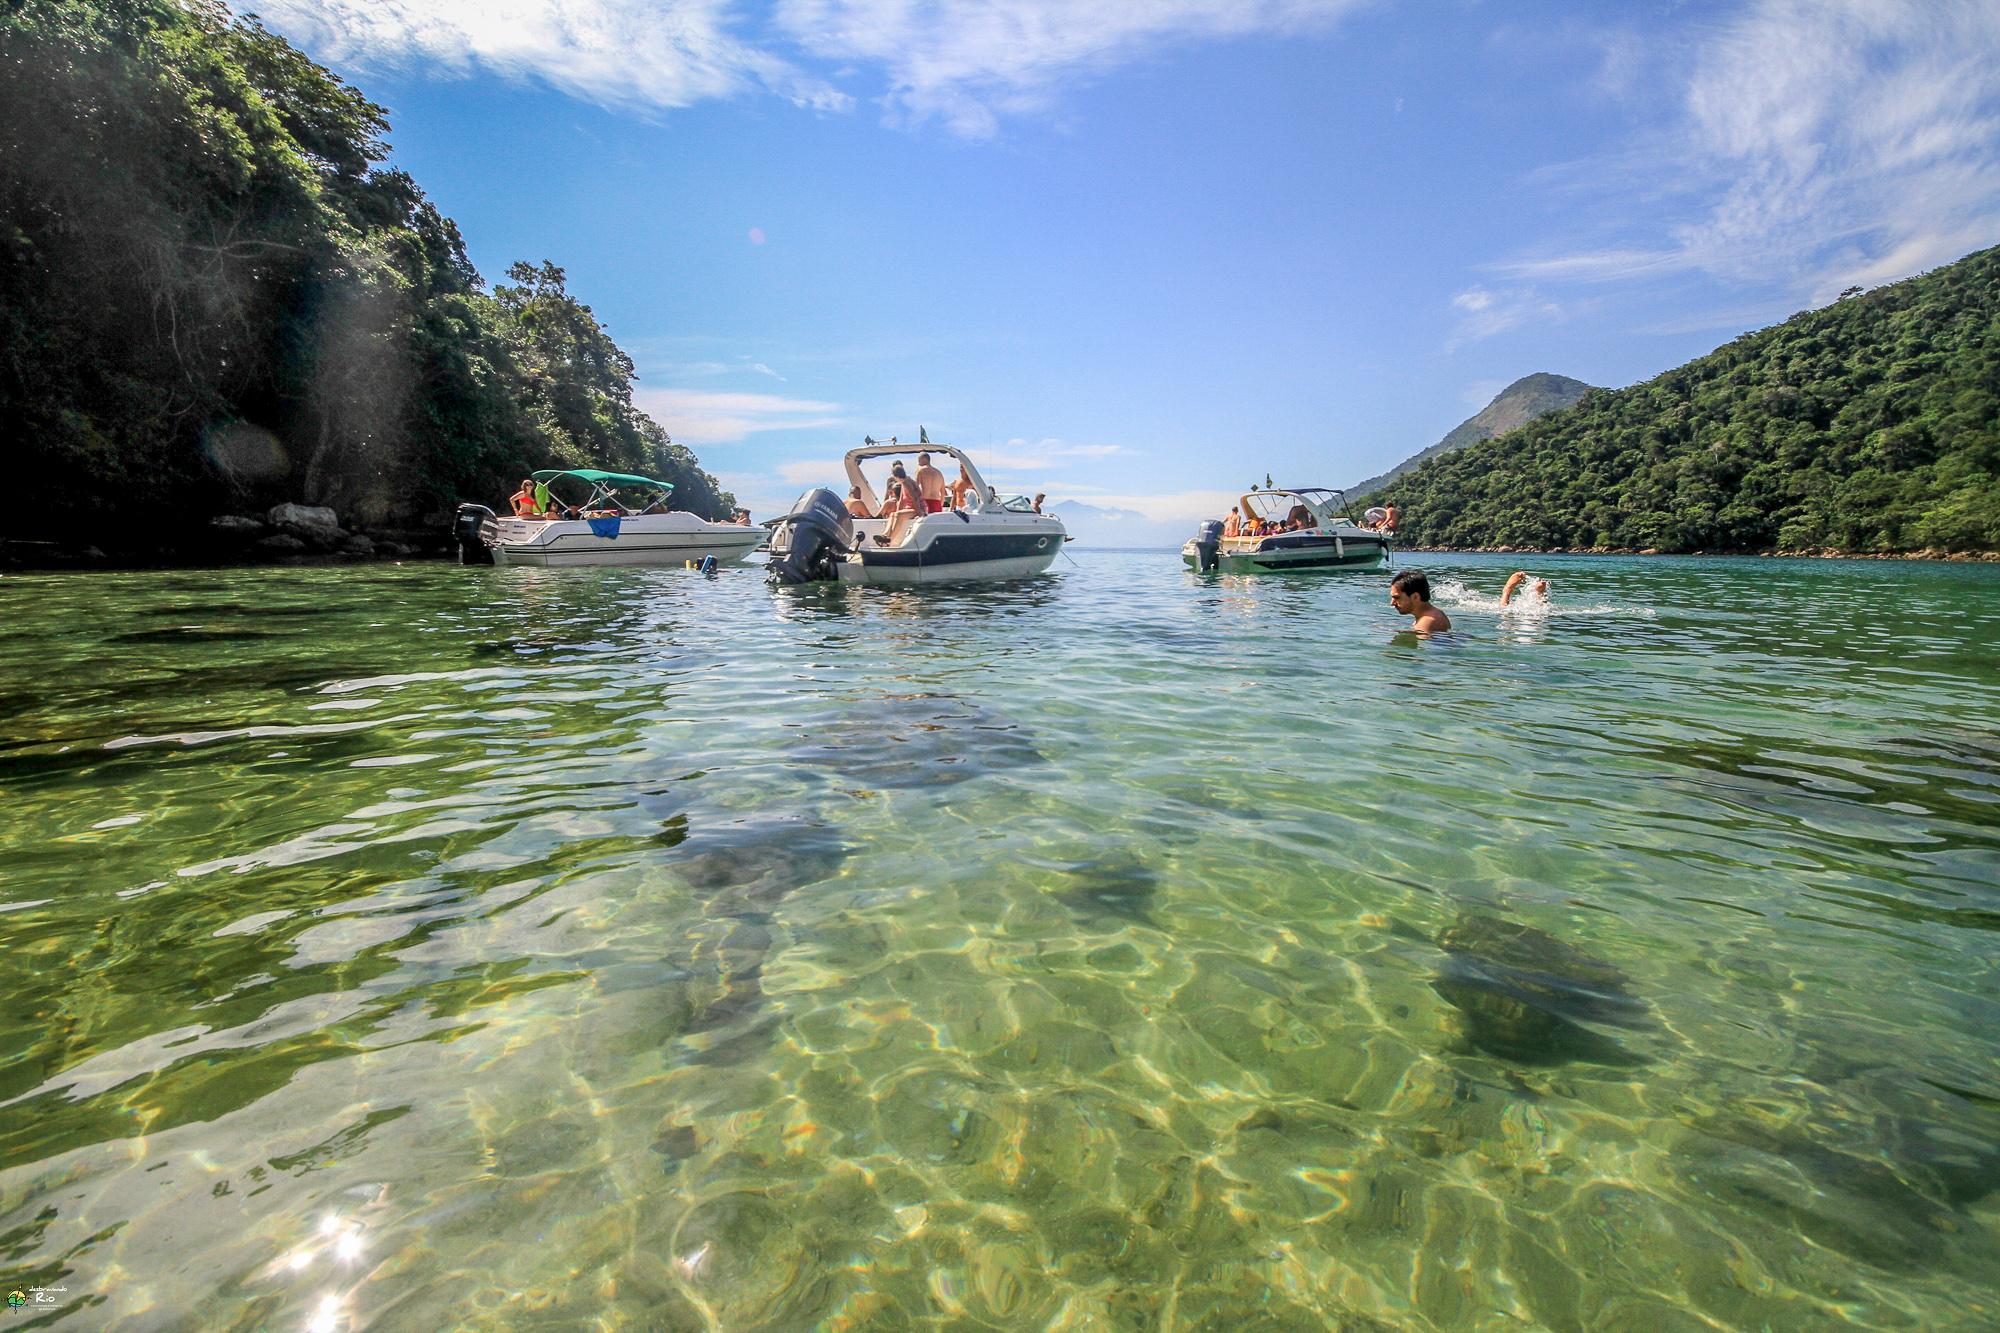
[1500,571,1526,606]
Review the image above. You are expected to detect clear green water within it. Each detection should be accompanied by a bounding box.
[2,551,1998,1332]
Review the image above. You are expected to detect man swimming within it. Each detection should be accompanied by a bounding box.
[1499,571,1549,606]
[1389,570,1450,633]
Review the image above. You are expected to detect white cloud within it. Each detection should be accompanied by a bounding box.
[633,388,842,442]
[254,0,849,115]
[772,0,1374,136]
[258,0,1370,134]
[1505,0,2000,301]
[749,362,786,379]
[1446,286,1561,346]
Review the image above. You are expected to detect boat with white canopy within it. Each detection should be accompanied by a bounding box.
[1183,486,1390,573]
[453,469,765,568]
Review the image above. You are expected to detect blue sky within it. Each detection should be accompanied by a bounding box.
[254,0,2000,524]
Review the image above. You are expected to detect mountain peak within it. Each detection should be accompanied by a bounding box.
[1348,373,1593,498]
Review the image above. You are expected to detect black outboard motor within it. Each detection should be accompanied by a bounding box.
[453,503,496,565]
[767,488,855,584]
[1192,518,1224,572]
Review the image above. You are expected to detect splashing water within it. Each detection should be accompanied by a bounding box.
[1431,575,1656,618]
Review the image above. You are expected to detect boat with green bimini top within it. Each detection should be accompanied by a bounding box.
[452,470,765,568]
[1183,487,1391,573]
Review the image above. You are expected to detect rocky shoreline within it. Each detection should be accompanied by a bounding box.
[0,504,458,570]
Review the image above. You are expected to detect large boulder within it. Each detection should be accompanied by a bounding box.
[256,534,308,552]
[209,514,266,535]
[267,502,339,529]
[285,522,350,551]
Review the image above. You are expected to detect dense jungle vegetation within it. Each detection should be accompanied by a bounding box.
[1362,245,2000,554]
[0,0,735,544]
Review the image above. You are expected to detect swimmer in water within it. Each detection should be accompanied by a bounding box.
[1389,570,1451,633]
[1499,571,1549,607]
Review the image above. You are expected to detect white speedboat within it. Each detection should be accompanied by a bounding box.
[453,469,765,567]
[1183,486,1391,573]
[767,441,1065,584]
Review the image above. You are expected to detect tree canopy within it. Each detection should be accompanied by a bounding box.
[0,0,736,540]
[1361,245,2000,554]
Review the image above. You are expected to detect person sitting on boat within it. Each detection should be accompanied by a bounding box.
[641,498,670,515]
[1032,493,1045,514]
[510,479,541,517]
[1389,570,1451,633]
[844,486,872,518]
[915,453,948,513]
[1287,502,1313,528]
[1500,571,1549,607]
[876,478,923,545]
[1222,507,1241,538]
[733,510,752,526]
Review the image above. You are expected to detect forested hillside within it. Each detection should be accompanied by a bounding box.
[1362,246,2000,555]
[0,0,734,550]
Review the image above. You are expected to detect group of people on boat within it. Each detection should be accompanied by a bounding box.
[1222,501,1320,539]
[842,452,982,546]
[508,478,673,521]
[507,478,752,526]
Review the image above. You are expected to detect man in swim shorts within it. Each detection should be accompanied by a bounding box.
[914,453,947,513]
[1389,570,1450,633]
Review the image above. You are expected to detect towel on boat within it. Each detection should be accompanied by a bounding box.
[587,516,621,539]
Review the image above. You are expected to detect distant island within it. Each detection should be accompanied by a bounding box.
[1,0,736,565]
[1357,246,2000,557]
[1345,373,1594,499]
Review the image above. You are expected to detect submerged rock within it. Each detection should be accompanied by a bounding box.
[784,693,1044,788]
[1431,914,1650,1065]
[1037,854,1159,927]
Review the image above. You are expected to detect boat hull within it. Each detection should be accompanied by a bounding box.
[1182,531,1391,573]
[486,515,765,568]
[835,525,1063,584]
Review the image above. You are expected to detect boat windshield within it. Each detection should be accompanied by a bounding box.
[998,495,1039,513]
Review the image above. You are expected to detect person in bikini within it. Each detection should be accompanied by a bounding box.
[509,479,541,517]
[877,477,923,545]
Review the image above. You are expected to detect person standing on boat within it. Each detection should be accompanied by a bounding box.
[914,453,948,514]
[1222,507,1241,538]
[509,479,540,517]
[949,465,976,510]
[1381,503,1399,534]
[1389,570,1451,633]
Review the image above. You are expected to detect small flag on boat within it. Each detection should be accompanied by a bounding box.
[919,426,930,444]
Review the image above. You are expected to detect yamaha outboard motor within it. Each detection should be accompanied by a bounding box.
[1192,518,1224,572]
[767,488,854,584]
[454,504,496,565]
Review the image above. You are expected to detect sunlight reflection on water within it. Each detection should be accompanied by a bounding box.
[0,552,1996,1330]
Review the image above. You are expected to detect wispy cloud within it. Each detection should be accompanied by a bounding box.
[771,0,1373,136]
[1504,0,2000,304]
[1446,285,1561,346]
[633,388,842,442]
[257,0,1371,135]
[253,0,848,115]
